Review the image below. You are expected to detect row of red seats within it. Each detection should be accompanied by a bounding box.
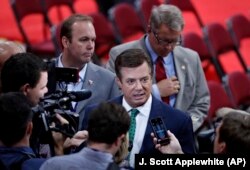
[182,14,250,83]
[0,0,99,60]
[0,0,224,63]
[2,0,250,69]
[203,71,250,131]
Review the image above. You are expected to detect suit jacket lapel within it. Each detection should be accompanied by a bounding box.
[140,96,165,153]
[76,63,97,114]
[139,35,154,65]
[173,48,188,108]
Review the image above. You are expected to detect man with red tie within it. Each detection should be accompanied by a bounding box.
[106,4,210,132]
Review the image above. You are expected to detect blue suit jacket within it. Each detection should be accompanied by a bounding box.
[81,95,197,154]
[22,158,46,170]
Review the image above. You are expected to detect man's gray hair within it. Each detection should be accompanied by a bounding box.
[150,4,184,32]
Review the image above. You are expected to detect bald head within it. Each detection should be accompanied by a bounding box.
[0,41,25,70]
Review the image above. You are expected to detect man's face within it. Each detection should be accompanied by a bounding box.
[26,72,48,106]
[64,21,96,67]
[149,24,181,57]
[117,62,152,108]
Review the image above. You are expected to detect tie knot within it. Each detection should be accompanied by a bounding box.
[130,109,139,117]
[156,56,164,63]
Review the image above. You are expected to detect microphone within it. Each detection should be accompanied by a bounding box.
[56,90,92,105]
[40,90,92,109]
[67,90,92,101]
[43,92,63,100]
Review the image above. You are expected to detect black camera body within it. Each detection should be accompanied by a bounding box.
[31,67,91,156]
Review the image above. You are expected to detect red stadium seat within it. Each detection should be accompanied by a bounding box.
[135,0,162,28]
[42,0,75,25]
[203,22,249,80]
[10,0,55,59]
[167,0,204,34]
[207,81,234,120]
[224,71,250,110]
[90,12,119,65]
[227,14,250,69]
[197,80,234,134]
[182,32,221,82]
[108,3,145,43]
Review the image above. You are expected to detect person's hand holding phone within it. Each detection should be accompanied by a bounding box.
[151,130,183,154]
[150,117,170,145]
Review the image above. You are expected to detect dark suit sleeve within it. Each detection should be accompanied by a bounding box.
[22,158,46,170]
[177,115,197,154]
[79,105,93,130]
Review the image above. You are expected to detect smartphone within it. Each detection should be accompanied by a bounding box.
[150,117,170,145]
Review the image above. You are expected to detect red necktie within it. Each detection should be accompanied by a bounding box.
[155,56,170,104]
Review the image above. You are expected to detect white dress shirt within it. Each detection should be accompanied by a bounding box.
[122,95,152,168]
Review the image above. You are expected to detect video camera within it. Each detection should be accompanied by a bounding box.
[31,67,92,157]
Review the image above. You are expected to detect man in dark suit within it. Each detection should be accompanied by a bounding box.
[46,14,121,126]
[106,4,210,132]
[82,49,196,168]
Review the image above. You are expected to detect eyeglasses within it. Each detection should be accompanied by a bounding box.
[153,31,182,47]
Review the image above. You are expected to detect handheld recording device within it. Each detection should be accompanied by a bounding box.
[150,117,170,145]
[31,67,92,157]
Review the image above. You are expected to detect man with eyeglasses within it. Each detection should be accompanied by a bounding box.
[106,4,210,133]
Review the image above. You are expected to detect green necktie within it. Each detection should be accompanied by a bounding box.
[127,108,139,164]
[129,109,139,145]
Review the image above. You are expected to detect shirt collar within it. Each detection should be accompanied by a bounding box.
[57,54,87,82]
[122,94,152,117]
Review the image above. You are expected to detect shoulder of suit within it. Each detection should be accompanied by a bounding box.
[176,46,198,55]
[152,96,189,118]
[111,39,143,52]
[88,62,116,76]
[175,46,200,61]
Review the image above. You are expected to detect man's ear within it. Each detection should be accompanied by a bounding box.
[20,83,30,96]
[26,121,33,136]
[62,36,69,48]
[218,141,226,153]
